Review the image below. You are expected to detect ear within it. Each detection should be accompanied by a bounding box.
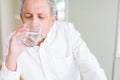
[51,15,57,24]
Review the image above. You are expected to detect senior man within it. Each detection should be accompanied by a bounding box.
[1,0,107,80]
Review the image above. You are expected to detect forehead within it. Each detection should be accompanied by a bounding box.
[23,0,50,13]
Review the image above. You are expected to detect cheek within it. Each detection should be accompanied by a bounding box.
[42,19,51,31]
[42,24,50,33]
[42,18,55,34]
[21,16,32,23]
[41,23,51,36]
[22,18,28,23]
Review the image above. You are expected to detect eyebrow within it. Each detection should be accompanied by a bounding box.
[24,12,45,16]
[24,12,32,15]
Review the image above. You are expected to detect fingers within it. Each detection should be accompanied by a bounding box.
[18,23,29,32]
[11,23,29,40]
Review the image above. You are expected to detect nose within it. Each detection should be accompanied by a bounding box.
[31,15,41,28]
[29,16,41,32]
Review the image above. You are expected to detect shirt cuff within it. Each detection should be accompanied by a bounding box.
[0,62,20,80]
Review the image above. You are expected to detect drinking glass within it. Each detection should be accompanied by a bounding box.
[21,22,42,47]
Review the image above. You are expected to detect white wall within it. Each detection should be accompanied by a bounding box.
[113,0,120,80]
[67,0,118,80]
[0,0,2,63]
[1,0,21,42]
[113,58,120,80]
[0,0,21,64]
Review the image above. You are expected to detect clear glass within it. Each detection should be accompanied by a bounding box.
[21,22,42,47]
[21,32,41,47]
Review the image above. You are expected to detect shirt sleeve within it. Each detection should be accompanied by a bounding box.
[0,33,21,80]
[1,62,21,80]
[70,24,107,80]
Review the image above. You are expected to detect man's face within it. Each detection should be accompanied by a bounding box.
[21,0,56,38]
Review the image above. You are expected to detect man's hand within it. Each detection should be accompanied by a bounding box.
[5,24,29,71]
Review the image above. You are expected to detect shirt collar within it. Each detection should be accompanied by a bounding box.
[43,21,57,46]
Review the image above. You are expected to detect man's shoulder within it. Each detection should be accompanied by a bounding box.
[54,21,81,39]
[56,21,74,27]
[55,20,81,36]
[55,21,75,31]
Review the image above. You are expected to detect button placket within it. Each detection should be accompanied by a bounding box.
[39,45,56,80]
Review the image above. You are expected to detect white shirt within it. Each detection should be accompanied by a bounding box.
[0,21,107,80]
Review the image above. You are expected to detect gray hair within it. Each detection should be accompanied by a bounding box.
[21,0,57,16]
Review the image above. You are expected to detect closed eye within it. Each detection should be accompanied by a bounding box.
[24,13,33,19]
[38,16,45,19]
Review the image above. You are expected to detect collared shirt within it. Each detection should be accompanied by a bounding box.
[0,21,107,80]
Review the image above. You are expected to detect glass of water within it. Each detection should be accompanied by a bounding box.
[21,32,41,47]
[21,22,42,47]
